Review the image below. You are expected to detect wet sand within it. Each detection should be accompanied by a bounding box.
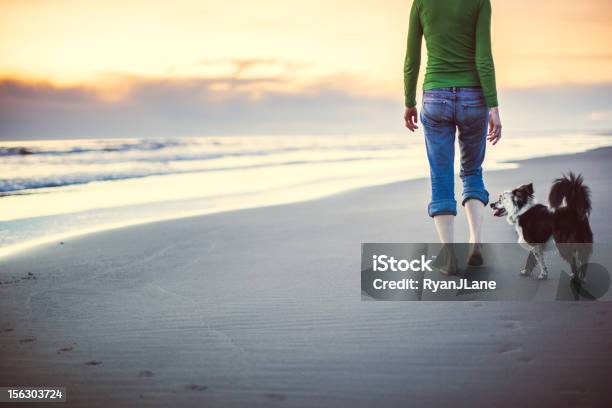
[1,147,612,407]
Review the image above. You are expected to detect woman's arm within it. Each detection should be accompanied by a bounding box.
[403,0,422,109]
[476,0,501,144]
[475,0,498,108]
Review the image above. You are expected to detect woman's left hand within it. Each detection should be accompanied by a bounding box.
[487,107,502,145]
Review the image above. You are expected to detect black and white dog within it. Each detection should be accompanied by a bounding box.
[490,172,593,281]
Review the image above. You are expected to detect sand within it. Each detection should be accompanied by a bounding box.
[1,147,612,407]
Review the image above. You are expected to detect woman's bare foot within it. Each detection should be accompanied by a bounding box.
[433,244,458,275]
[467,243,483,266]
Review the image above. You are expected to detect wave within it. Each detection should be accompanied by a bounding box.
[0,138,192,157]
[0,156,384,194]
[1,139,405,159]
[0,136,412,194]
[4,133,608,196]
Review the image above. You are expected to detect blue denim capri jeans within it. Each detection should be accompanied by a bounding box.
[420,87,489,217]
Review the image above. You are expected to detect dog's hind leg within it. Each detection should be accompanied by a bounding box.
[577,243,592,281]
[533,246,548,280]
[569,253,578,280]
[520,251,536,277]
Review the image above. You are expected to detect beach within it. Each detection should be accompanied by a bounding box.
[1,147,612,407]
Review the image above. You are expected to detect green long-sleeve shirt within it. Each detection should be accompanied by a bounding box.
[404,0,498,108]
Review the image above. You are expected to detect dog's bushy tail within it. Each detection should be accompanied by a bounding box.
[548,172,591,218]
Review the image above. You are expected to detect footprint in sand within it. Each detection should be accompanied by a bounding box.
[498,315,523,330]
[265,393,287,402]
[2,273,36,284]
[0,279,20,285]
[185,384,208,391]
[497,343,521,354]
[498,314,521,322]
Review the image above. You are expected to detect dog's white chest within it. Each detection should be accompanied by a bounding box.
[513,222,532,250]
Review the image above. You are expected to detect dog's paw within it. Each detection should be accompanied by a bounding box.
[520,268,531,277]
[537,271,548,280]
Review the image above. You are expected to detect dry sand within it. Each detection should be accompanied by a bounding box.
[1,147,612,407]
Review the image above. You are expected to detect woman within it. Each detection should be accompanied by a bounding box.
[403,0,502,266]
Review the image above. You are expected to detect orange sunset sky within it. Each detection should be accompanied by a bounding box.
[0,0,611,138]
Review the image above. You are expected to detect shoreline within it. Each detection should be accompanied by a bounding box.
[2,145,611,261]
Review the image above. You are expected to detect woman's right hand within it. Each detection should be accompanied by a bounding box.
[404,107,419,132]
[487,107,502,145]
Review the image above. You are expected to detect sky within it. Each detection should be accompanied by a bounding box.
[0,0,611,139]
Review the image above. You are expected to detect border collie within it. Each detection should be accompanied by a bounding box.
[490,172,593,281]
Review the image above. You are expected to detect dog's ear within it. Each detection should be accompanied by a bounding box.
[526,183,534,195]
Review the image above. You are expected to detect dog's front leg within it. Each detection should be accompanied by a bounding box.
[520,251,536,277]
[569,254,578,280]
[533,246,548,280]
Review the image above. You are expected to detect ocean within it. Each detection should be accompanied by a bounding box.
[1,132,611,257]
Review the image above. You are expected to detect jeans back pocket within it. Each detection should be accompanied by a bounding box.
[459,100,487,129]
[421,99,448,127]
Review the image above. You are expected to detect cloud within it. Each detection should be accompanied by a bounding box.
[0,75,401,139]
[197,58,309,77]
[588,111,612,121]
[499,84,612,131]
[0,75,611,140]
